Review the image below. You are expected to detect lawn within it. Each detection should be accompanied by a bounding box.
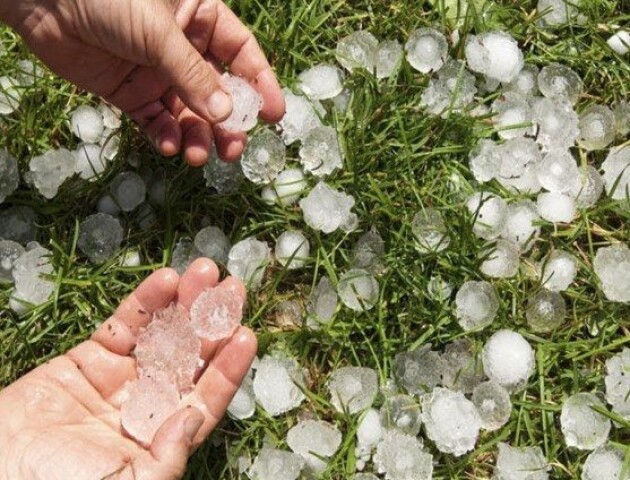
[0,0,629,479]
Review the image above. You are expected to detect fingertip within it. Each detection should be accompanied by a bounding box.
[220,275,247,300]
[254,67,286,123]
[232,326,258,358]
[186,257,220,283]
[214,129,246,162]
[184,145,211,166]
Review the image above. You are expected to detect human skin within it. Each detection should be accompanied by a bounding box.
[0,0,285,165]
[0,258,256,480]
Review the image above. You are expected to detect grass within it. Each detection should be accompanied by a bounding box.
[1,0,630,478]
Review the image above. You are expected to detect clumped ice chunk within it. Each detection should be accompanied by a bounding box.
[496,138,543,193]
[109,171,146,211]
[335,31,379,73]
[421,387,482,456]
[74,143,107,180]
[307,276,338,326]
[577,105,615,151]
[240,128,286,184]
[190,283,244,341]
[29,148,77,199]
[77,213,124,263]
[135,304,201,392]
[411,208,449,253]
[594,244,630,303]
[10,244,54,313]
[228,375,256,420]
[218,74,262,132]
[503,64,540,97]
[537,0,579,26]
[0,149,18,203]
[531,97,579,151]
[420,59,477,116]
[570,166,604,208]
[194,225,231,266]
[493,442,549,480]
[501,200,541,251]
[526,289,566,333]
[394,345,444,395]
[227,237,272,290]
[298,64,344,100]
[275,230,310,270]
[328,366,378,414]
[536,150,580,194]
[601,145,630,200]
[441,338,485,393]
[300,181,355,233]
[482,330,534,392]
[492,92,532,139]
[0,76,22,114]
[351,228,385,274]
[536,192,576,223]
[203,154,243,194]
[356,409,383,464]
[538,63,583,104]
[373,431,433,480]
[70,105,105,143]
[376,40,403,79]
[604,348,630,420]
[287,420,342,473]
[338,268,379,312]
[253,354,305,416]
[248,448,304,480]
[472,381,512,431]
[465,31,524,82]
[379,394,423,436]
[170,238,202,275]
[480,240,520,279]
[298,125,343,177]
[469,139,502,183]
[0,240,25,283]
[99,102,122,130]
[607,31,630,55]
[0,206,37,244]
[279,89,323,145]
[261,168,307,206]
[560,393,611,450]
[455,280,500,331]
[539,250,578,292]
[582,446,628,480]
[405,28,448,74]
[120,374,179,446]
[467,193,508,240]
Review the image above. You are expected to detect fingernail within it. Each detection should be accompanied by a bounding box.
[207,90,232,122]
[184,410,204,442]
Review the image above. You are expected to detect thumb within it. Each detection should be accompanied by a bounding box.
[151,15,232,124]
[148,406,205,479]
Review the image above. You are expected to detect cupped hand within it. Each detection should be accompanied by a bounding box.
[0,258,256,480]
[4,0,285,164]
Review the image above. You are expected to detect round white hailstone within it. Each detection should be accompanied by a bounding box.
[577,104,616,151]
[109,171,147,212]
[607,31,630,55]
[299,125,343,177]
[0,239,24,283]
[421,387,482,456]
[70,105,104,143]
[411,208,450,253]
[260,186,276,205]
[539,250,578,292]
[472,381,512,431]
[538,63,583,104]
[493,442,550,480]
[379,394,423,436]
[531,97,580,151]
[375,40,403,79]
[227,376,256,420]
[501,200,541,251]
[287,420,342,473]
[194,226,231,266]
[601,145,630,200]
[491,92,532,139]
[482,329,535,392]
[120,249,141,267]
[420,59,478,116]
[614,101,630,136]
[581,446,628,480]
[503,63,540,97]
[0,148,19,204]
[74,143,107,180]
[278,88,323,145]
[227,237,272,290]
[480,240,520,279]
[241,128,287,184]
[307,276,338,326]
[29,148,78,199]
[469,139,501,183]
[537,0,579,26]
[373,430,433,480]
[99,103,122,130]
[526,289,566,333]
[536,192,576,223]
[328,366,378,414]
[335,30,379,73]
[77,213,124,264]
[495,137,543,194]
[297,64,344,100]
[275,230,310,270]
[467,192,508,240]
[218,74,262,132]
[427,275,453,301]
[300,181,355,234]
[0,76,22,115]
[253,354,305,417]
[357,408,383,449]
[465,31,524,83]
[96,194,120,216]
[405,28,448,74]
[248,449,304,480]
[455,280,500,331]
[593,244,630,303]
[570,166,605,208]
[337,268,379,312]
[560,393,611,450]
[604,348,630,421]
[331,88,352,113]
[536,150,581,193]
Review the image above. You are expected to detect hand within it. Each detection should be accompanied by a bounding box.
[2,0,285,165]
[0,258,257,480]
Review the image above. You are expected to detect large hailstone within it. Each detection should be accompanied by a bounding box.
[482,330,535,392]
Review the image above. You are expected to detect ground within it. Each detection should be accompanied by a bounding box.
[0,0,629,479]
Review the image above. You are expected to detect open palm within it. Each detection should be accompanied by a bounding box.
[0,259,256,480]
